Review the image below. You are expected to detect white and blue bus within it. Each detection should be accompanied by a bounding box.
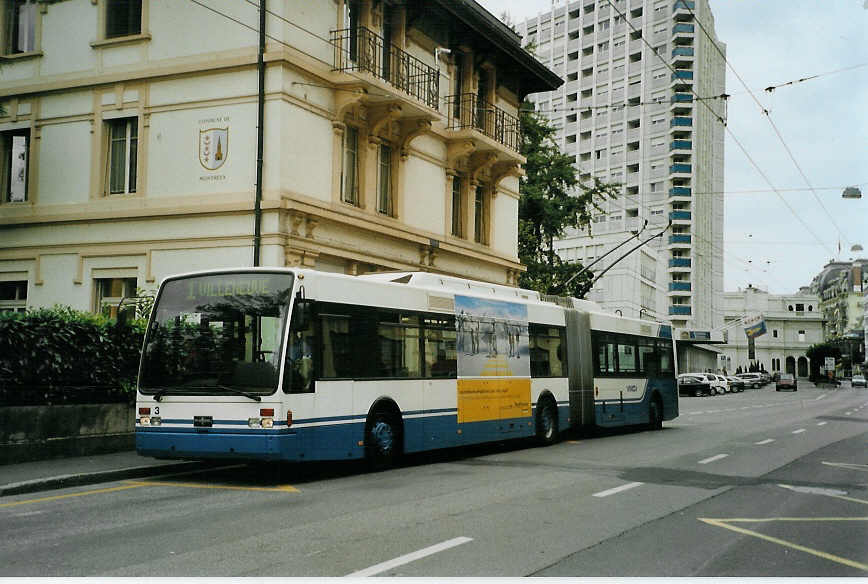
[135,268,677,466]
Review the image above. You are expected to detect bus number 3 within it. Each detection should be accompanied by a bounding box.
[154,407,160,415]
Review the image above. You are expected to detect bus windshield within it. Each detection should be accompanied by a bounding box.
[138,272,294,396]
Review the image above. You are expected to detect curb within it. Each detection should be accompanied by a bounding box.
[0,460,215,497]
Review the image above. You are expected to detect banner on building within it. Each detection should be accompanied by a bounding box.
[744,313,767,339]
[748,337,756,360]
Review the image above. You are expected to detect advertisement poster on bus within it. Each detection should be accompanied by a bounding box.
[454,295,531,424]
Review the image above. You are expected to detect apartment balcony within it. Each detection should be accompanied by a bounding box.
[670,210,692,221]
[672,23,695,35]
[670,140,692,150]
[671,93,693,103]
[669,234,692,245]
[671,70,694,81]
[670,116,693,127]
[444,93,521,153]
[671,46,695,57]
[331,26,438,111]
[669,186,692,197]
[669,305,692,316]
[669,257,691,268]
[670,163,692,174]
[669,281,692,292]
[674,0,696,10]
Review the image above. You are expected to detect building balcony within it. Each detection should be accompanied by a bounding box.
[331,26,438,110]
[671,70,694,81]
[671,46,695,57]
[444,93,520,152]
[669,234,692,244]
[669,305,692,316]
[669,186,692,197]
[669,257,692,268]
[672,23,695,35]
[670,140,692,150]
[671,93,693,103]
[670,210,692,221]
[669,281,692,292]
[671,116,693,127]
[670,163,692,174]
[674,0,696,10]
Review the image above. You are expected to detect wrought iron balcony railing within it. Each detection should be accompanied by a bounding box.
[444,93,521,152]
[331,26,439,109]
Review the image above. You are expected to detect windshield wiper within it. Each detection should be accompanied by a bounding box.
[151,385,262,402]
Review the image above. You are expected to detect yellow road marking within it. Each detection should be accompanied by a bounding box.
[126,480,299,493]
[0,484,146,509]
[699,517,868,572]
[567,440,582,444]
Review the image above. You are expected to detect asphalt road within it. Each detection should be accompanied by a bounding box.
[1,381,866,577]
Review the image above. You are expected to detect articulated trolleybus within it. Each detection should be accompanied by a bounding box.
[136,268,677,466]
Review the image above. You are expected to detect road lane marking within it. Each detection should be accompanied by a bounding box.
[0,484,146,508]
[755,439,775,445]
[698,454,729,465]
[845,412,853,416]
[346,536,473,577]
[779,483,868,505]
[792,429,806,434]
[699,517,868,571]
[126,480,299,493]
[817,421,828,426]
[592,482,644,498]
[822,461,868,473]
[815,394,828,401]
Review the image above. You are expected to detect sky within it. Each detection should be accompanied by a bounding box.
[477,0,868,294]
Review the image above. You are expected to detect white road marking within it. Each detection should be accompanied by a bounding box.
[699,454,729,465]
[845,412,853,416]
[755,439,775,445]
[592,482,644,498]
[346,537,473,577]
[778,484,848,496]
[815,394,828,401]
[817,421,828,426]
[792,429,806,434]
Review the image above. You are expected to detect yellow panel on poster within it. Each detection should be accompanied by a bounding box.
[457,378,532,423]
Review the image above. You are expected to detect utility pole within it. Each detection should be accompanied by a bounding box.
[253,0,266,266]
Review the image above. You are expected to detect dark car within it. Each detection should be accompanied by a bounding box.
[776,373,797,392]
[678,374,712,397]
[726,376,745,392]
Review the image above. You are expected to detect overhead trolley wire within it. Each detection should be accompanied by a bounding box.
[684,2,853,251]
[603,0,836,258]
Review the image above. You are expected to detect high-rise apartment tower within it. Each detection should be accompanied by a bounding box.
[517,0,725,331]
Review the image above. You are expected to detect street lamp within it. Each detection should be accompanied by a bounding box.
[842,186,862,199]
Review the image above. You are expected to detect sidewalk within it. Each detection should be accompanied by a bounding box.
[0,450,211,497]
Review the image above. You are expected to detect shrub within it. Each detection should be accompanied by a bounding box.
[0,306,146,405]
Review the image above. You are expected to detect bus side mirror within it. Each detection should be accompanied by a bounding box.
[291,299,312,330]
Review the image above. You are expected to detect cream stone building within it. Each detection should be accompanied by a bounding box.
[0,0,559,316]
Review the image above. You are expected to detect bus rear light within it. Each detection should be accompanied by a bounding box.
[139,407,150,415]
[286,410,293,427]
[260,408,274,417]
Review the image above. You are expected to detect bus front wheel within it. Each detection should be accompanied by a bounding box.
[365,411,402,470]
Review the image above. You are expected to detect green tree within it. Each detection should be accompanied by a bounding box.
[806,341,842,381]
[518,103,617,297]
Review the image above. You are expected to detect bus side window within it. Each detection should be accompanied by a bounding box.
[638,339,658,375]
[658,340,674,373]
[284,305,316,394]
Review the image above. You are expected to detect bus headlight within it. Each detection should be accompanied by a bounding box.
[140,416,151,426]
[150,416,161,426]
[261,417,273,429]
[248,417,262,428]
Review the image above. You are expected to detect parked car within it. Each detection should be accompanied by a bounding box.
[759,371,771,384]
[715,374,732,393]
[776,373,797,391]
[678,374,713,397]
[736,373,763,389]
[726,376,745,392]
[852,374,867,388]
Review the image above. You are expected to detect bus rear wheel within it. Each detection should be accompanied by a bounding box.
[536,399,559,445]
[365,412,402,470]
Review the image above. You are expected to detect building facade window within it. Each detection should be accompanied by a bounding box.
[0,280,27,313]
[377,143,392,215]
[106,117,138,195]
[798,330,806,342]
[106,0,142,38]
[1,129,29,203]
[451,176,463,237]
[2,0,37,54]
[341,126,359,206]
[94,277,137,319]
[473,185,487,244]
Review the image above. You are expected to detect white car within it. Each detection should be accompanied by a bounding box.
[684,372,726,395]
[715,374,731,393]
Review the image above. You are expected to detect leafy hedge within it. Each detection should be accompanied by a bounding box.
[0,307,146,406]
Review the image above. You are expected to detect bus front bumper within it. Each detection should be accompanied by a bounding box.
[136,428,299,462]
